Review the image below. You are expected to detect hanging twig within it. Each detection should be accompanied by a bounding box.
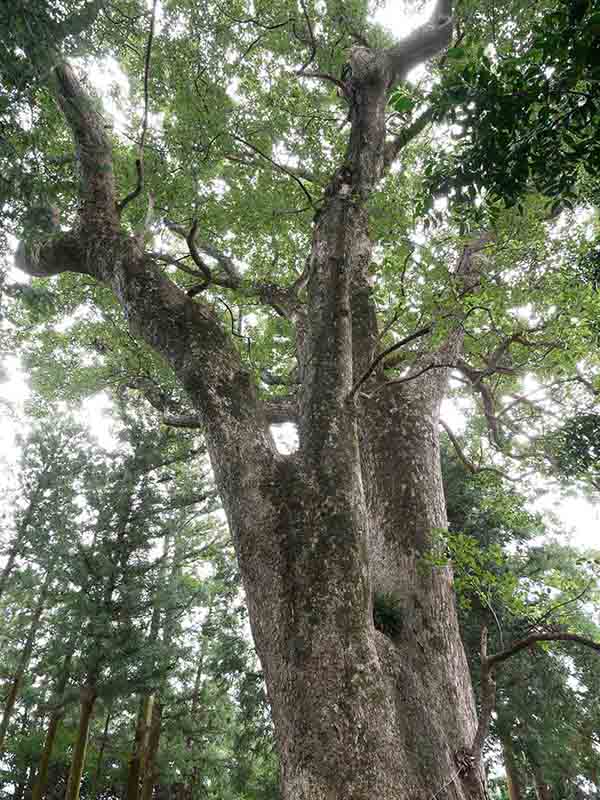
[439,420,517,482]
[117,0,157,213]
[231,133,316,208]
[216,297,252,358]
[185,220,212,295]
[348,324,433,398]
[296,0,317,75]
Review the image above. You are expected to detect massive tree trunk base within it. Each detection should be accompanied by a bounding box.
[277,633,485,800]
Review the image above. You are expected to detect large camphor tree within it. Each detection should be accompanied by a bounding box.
[4,0,600,797]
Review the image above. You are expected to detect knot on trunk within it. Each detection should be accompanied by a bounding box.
[348,46,383,84]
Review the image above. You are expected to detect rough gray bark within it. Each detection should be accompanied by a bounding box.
[16,3,491,797]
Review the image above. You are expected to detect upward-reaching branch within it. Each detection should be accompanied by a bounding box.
[52,64,119,229]
[384,0,453,87]
[16,62,274,461]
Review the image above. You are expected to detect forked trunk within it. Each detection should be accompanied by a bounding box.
[21,8,488,796]
[64,682,97,800]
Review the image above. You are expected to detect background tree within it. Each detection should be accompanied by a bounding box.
[442,445,600,799]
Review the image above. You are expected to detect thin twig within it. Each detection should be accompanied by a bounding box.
[216,297,252,358]
[296,0,317,74]
[379,361,457,392]
[348,324,433,398]
[117,0,157,213]
[522,583,594,634]
[231,134,315,207]
[439,420,516,482]
[185,220,212,295]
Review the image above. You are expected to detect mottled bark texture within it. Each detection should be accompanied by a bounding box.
[18,2,491,797]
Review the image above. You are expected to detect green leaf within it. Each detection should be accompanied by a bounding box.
[392,95,416,113]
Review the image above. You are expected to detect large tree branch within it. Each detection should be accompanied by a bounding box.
[470,627,600,766]
[384,0,453,87]
[52,64,119,228]
[487,632,600,668]
[384,106,436,167]
[153,233,303,319]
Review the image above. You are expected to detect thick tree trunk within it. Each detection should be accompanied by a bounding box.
[0,567,52,753]
[20,8,488,797]
[64,682,97,800]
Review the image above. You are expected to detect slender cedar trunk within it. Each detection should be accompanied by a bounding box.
[32,714,65,800]
[13,710,33,800]
[181,637,207,800]
[126,538,168,800]
[0,567,53,753]
[501,736,525,800]
[139,539,181,799]
[89,706,112,800]
[531,765,552,800]
[23,9,489,796]
[0,540,21,602]
[0,471,49,603]
[31,651,74,800]
[140,700,162,800]
[64,681,97,800]
[126,696,155,800]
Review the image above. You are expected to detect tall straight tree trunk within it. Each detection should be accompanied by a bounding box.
[0,566,53,753]
[532,765,552,800]
[89,706,112,800]
[501,735,525,800]
[0,471,49,603]
[64,681,97,800]
[139,537,181,800]
[181,633,208,800]
[140,700,163,800]
[21,5,493,797]
[31,651,74,800]
[126,536,169,800]
[126,696,155,800]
